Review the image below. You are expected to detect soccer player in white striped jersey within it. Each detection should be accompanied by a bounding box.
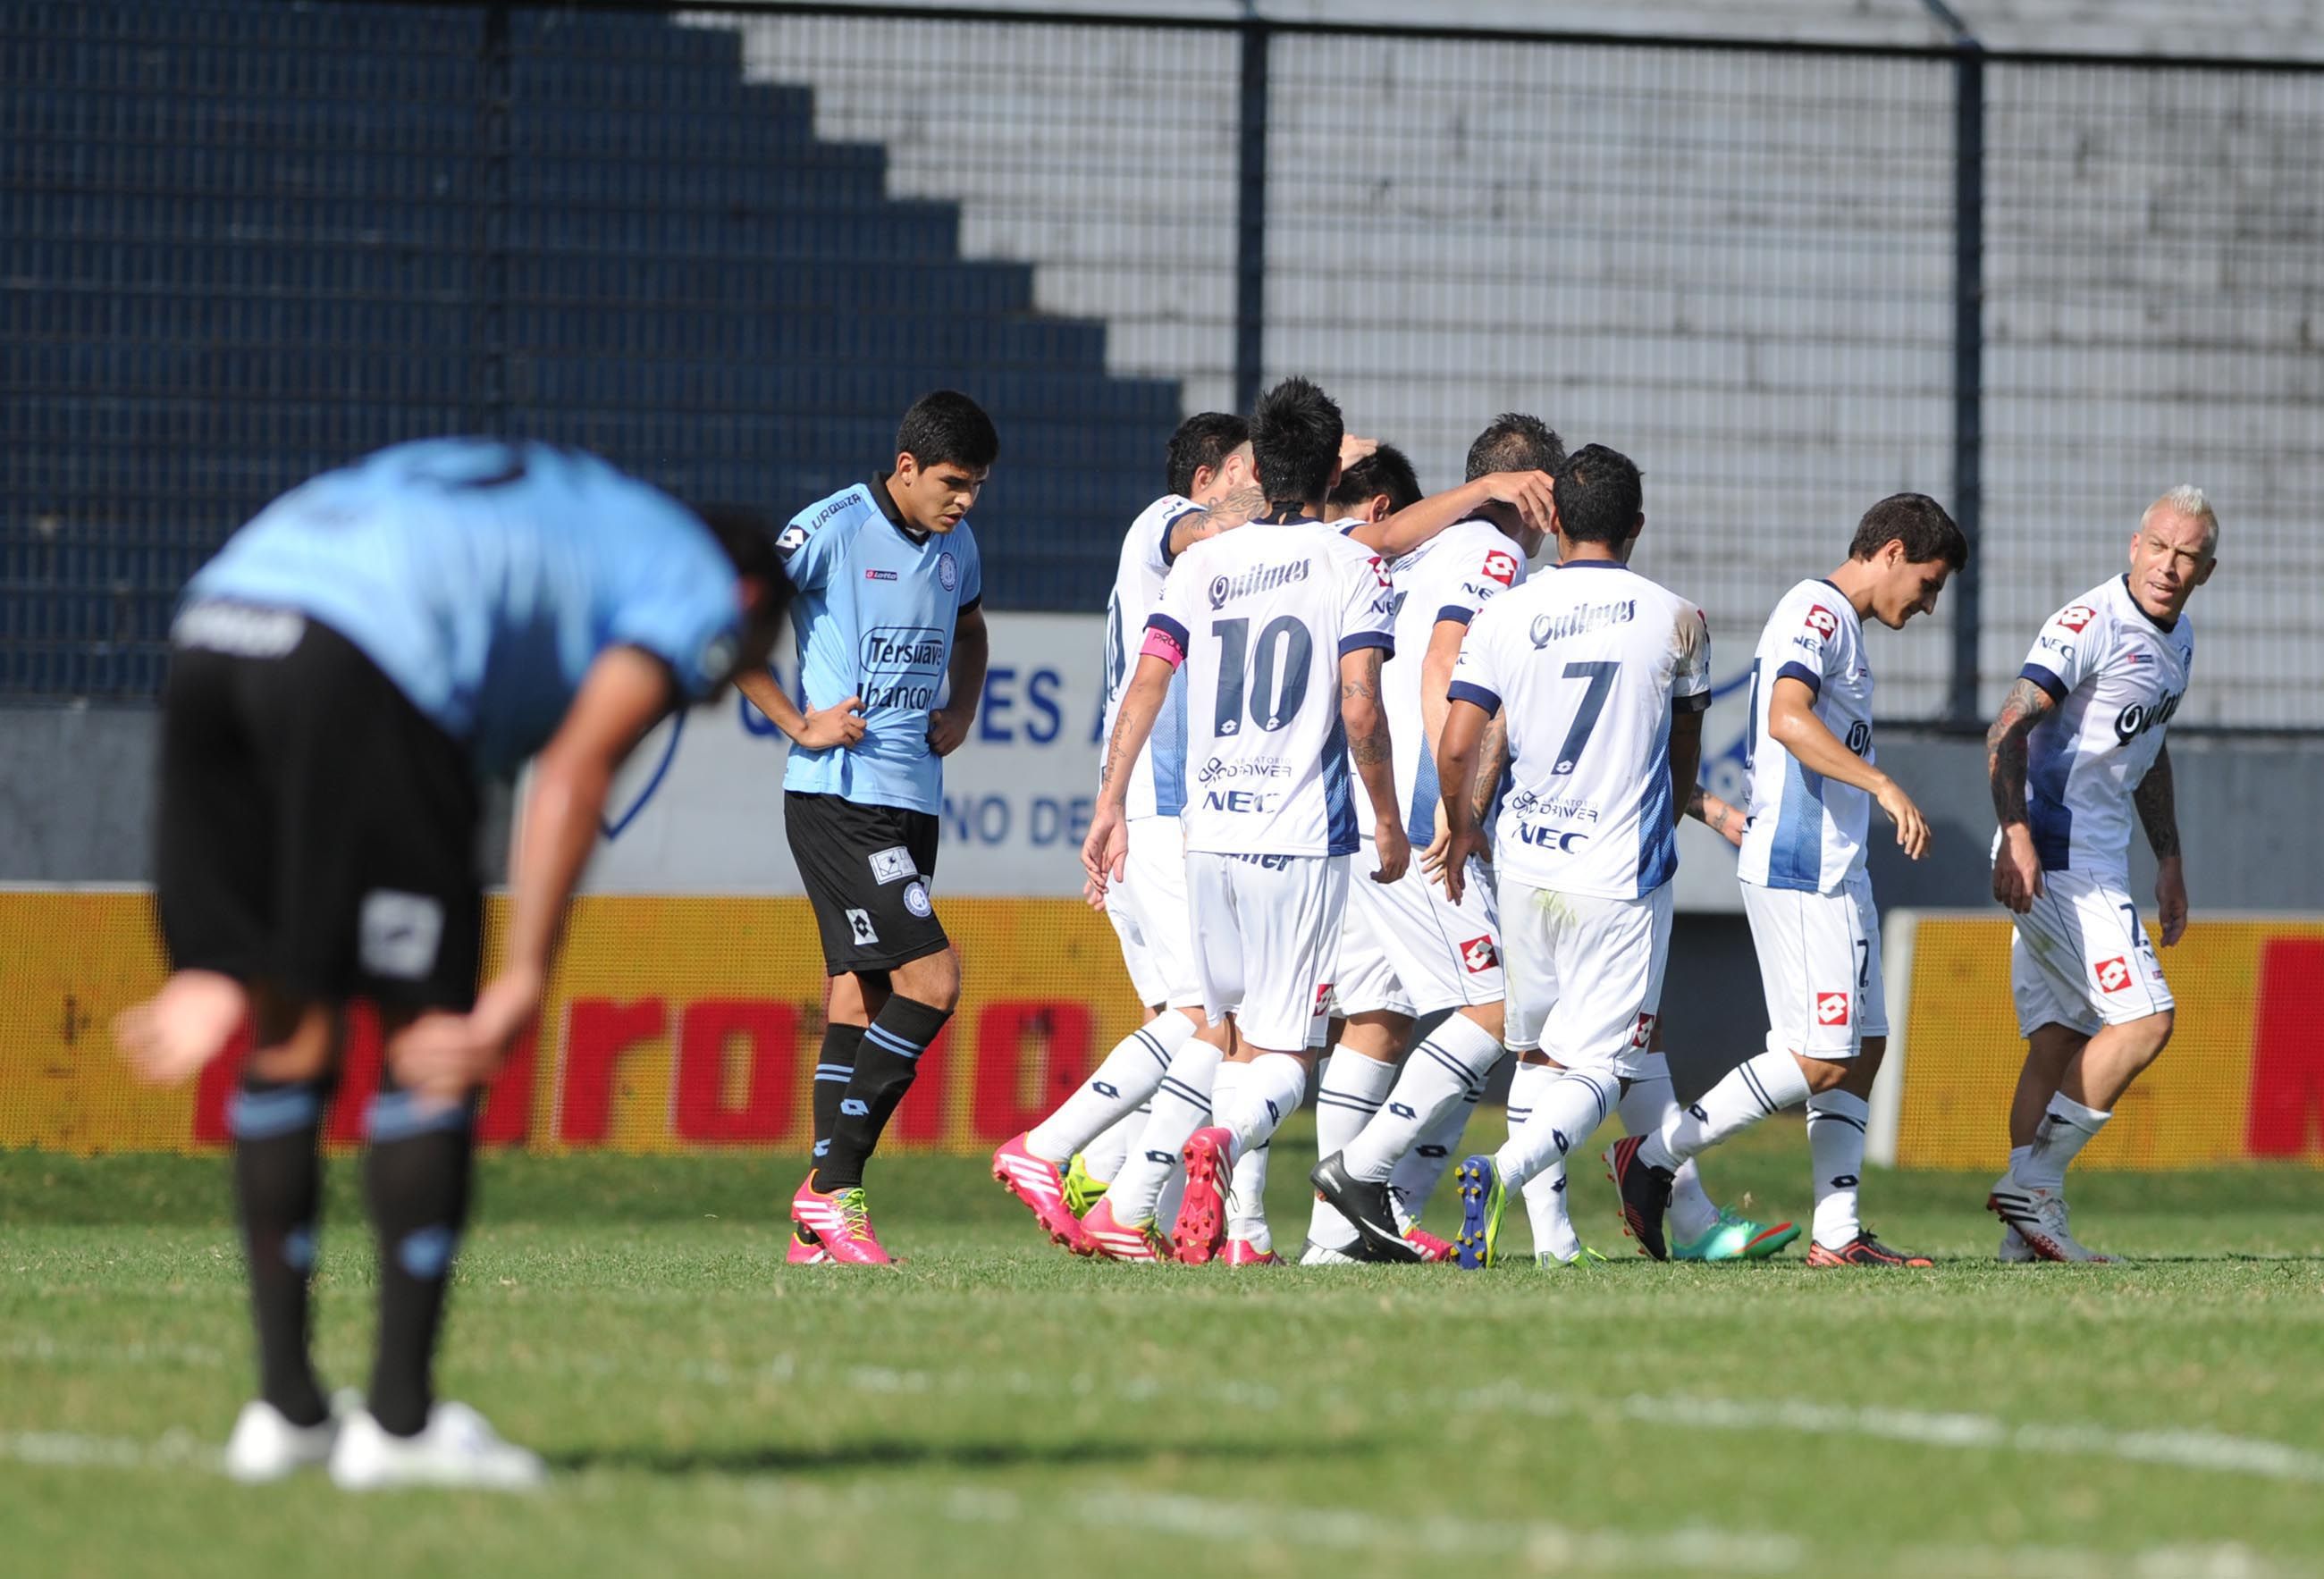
[1085,376,1406,1266]
[991,414,1263,1254]
[1984,487,2213,1263]
[1425,444,1710,1269]
[1606,493,1966,1263]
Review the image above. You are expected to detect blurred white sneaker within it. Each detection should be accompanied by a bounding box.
[329,1401,547,1491]
[224,1395,349,1483]
[1997,1222,2036,1264]
[1298,1237,1366,1265]
[1988,1173,2117,1264]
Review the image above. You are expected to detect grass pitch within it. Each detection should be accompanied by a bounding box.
[4,1119,2320,1578]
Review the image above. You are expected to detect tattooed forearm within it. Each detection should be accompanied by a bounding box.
[1469,710,1509,824]
[1986,676,2055,827]
[2134,743,2180,861]
[1169,482,1268,558]
[1347,710,1391,769]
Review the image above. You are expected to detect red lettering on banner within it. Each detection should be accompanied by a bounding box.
[973,1001,1094,1142]
[191,1007,382,1144]
[673,999,798,1144]
[2246,939,2324,1158]
[558,998,668,1144]
[189,1022,251,1145]
[475,1028,537,1148]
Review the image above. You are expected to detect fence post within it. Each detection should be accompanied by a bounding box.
[472,4,513,437]
[1234,17,1270,417]
[1932,5,1985,727]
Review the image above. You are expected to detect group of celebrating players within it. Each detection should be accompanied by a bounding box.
[113,378,2213,1489]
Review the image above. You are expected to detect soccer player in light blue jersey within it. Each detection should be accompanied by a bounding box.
[733,391,996,1266]
[115,438,791,1490]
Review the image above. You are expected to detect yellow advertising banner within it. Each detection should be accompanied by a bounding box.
[1888,912,2324,1170]
[0,889,1143,1155]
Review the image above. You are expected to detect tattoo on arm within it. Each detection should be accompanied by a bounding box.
[1174,482,1267,555]
[1469,711,1509,824]
[2134,743,2180,860]
[1986,677,2056,827]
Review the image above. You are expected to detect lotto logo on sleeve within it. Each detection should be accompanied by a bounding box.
[1803,605,1840,640]
[1814,991,1851,1026]
[2095,956,2134,994]
[1459,936,1498,973]
[2056,604,2099,634]
[1480,550,1519,586]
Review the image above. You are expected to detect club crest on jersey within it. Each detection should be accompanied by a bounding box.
[1459,936,1497,973]
[904,880,934,919]
[1481,549,1519,586]
[2094,955,2133,994]
[2056,603,2099,633]
[1803,605,1840,640]
[1814,991,1850,1026]
[938,552,958,592]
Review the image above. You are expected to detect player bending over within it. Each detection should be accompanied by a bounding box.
[1083,375,1405,1265]
[1416,446,1707,1268]
[1604,493,1966,1264]
[1984,487,2213,1262]
[990,412,1262,1256]
[115,439,790,1488]
[738,392,995,1267]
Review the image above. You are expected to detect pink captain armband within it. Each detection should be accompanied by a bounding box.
[1140,626,1187,668]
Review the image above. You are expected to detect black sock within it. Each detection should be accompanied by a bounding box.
[811,1021,866,1167]
[363,1085,476,1438]
[232,1074,332,1428]
[814,996,949,1191]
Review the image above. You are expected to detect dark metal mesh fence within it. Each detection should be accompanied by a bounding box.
[4,3,2319,727]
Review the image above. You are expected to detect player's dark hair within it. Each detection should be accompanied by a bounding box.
[693,503,788,584]
[1328,444,1422,516]
[896,390,1000,472]
[1249,376,1343,508]
[1165,412,1250,498]
[1465,412,1565,483]
[1552,444,1643,545]
[1849,492,1968,569]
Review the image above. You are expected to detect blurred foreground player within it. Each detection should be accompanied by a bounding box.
[116,439,791,1489]
[1984,487,2213,1262]
[737,391,995,1267]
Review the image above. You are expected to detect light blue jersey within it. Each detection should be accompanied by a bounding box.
[185,439,745,775]
[777,478,982,814]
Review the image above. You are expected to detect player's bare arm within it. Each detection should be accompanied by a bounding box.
[927,602,988,757]
[736,667,863,751]
[1986,674,2057,911]
[398,645,675,1099]
[1425,706,1506,879]
[1165,479,1267,559]
[1429,696,1496,904]
[1687,784,1747,849]
[1083,651,1175,891]
[2135,743,2189,945]
[1667,707,1705,844]
[1767,675,1930,859]
[1345,470,1554,561]
[1340,646,1406,884]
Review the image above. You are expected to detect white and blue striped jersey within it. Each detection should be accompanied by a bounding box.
[1449,559,1710,901]
[1736,579,1874,894]
[185,439,745,776]
[1147,519,1397,859]
[776,477,983,815]
[2017,575,2194,880]
[1368,518,1528,844]
[1101,492,1206,820]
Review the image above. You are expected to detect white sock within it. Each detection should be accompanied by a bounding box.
[1390,1085,1482,1230]
[1221,1054,1305,1157]
[1805,1089,1871,1249]
[1107,1035,1220,1226]
[2020,1094,2109,1191]
[1642,1051,1811,1170]
[1493,1066,1619,1188]
[1026,1011,1195,1163]
[1210,1060,1249,1149]
[1308,1047,1398,1247]
[1341,1014,1503,1182]
[1228,1141,1272,1249]
[1669,1159,1719,1243]
[1621,1069,1720,1240]
[2008,1142,2032,1177]
[1083,1104,1145,1186]
[1157,1158,1187,1229]
[1507,1062,1579,1260]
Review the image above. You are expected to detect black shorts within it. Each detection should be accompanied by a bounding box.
[784,791,948,975]
[156,604,483,1011]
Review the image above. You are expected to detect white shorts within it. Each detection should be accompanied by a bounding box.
[2010,867,2174,1037]
[1335,836,1504,1018]
[1185,850,1351,1053]
[1499,877,1671,1079]
[1104,816,1204,1010]
[1741,871,1888,1059]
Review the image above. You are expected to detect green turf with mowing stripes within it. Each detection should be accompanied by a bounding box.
[4,1119,2320,1578]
